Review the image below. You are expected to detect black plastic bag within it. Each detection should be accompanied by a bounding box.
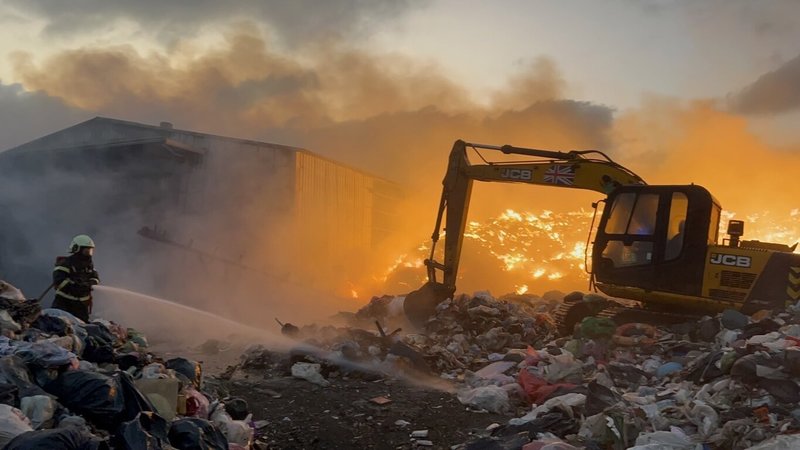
[116,371,156,423]
[224,397,249,420]
[165,358,202,388]
[114,412,169,450]
[85,323,116,346]
[0,355,47,397]
[0,382,19,407]
[168,417,228,450]
[115,353,143,371]
[31,315,70,336]
[44,370,124,429]
[82,336,115,364]
[44,370,153,430]
[4,427,109,450]
[585,381,622,416]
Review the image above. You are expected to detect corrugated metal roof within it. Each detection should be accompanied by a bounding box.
[1,116,399,186]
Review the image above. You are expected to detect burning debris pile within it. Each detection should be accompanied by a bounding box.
[0,280,253,449]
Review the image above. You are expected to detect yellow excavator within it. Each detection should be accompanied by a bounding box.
[403,140,800,334]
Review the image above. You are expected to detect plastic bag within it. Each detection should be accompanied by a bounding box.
[543,351,582,383]
[0,403,33,447]
[578,316,616,339]
[44,370,153,430]
[0,356,47,397]
[209,404,253,447]
[0,382,19,407]
[114,412,169,450]
[31,315,70,336]
[13,341,78,369]
[4,427,108,450]
[630,428,695,450]
[168,417,228,450]
[166,358,202,388]
[184,387,210,419]
[223,397,249,421]
[0,281,25,301]
[126,328,149,348]
[456,385,510,413]
[20,395,56,429]
[44,370,124,430]
[82,337,115,364]
[0,310,21,332]
[85,323,116,345]
[747,434,800,450]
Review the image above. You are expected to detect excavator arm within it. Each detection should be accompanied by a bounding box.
[404,139,646,325]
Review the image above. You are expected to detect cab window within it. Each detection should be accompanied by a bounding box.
[605,193,635,234]
[665,193,688,261]
[604,192,659,236]
[626,194,659,235]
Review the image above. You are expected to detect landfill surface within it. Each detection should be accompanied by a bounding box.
[2,278,800,449]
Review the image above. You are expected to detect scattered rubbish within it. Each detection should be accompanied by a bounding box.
[291,362,330,387]
[370,395,392,405]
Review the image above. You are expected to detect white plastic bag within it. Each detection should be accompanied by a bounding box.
[456,385,510,413]
[20,395,56,429]
[0,404,33,447]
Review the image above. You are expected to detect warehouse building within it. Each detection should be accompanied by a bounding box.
[0,117,402,316]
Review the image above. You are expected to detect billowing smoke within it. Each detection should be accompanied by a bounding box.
[729,54,800,115]
[1,3,799,321]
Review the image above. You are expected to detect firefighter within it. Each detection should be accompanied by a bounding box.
[52,235,100,322]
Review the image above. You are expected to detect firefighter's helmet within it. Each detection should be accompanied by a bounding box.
[69,235,95,253]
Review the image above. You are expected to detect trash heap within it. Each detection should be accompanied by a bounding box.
[309,290,800,449]
[450,294,800,450]
[0,281,255,450]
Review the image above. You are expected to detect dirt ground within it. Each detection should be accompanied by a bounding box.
[203,350,513,450]
[225,376,508,449]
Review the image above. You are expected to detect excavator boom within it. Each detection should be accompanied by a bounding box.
[404,139,645,325]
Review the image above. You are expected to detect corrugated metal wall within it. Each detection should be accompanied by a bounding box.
[294,151,374,261]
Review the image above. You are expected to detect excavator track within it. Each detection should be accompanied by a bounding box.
[554,297,704,337]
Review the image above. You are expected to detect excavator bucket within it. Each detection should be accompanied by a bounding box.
[403,281,455,328]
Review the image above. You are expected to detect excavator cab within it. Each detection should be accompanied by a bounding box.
[591,185,721,302]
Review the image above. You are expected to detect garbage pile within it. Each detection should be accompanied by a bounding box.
[448,294,800,450]
[0,281,256,450]
[273,289,800,449]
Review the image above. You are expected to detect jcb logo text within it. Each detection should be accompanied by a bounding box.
[710,253,751,268]
[500,169,532,181]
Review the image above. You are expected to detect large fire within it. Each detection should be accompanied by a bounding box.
[359,206,800,299]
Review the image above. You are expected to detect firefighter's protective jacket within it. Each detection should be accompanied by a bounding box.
[53,253,99,301]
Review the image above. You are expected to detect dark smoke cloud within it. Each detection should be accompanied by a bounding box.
[0,82,88,151]
[729,53,800,115]
[5,0,427,45]
[9,26,612,196]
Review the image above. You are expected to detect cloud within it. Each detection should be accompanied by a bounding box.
[5,0,427,45]
[0,82,88,151]
[729,53,800,114]
[9,26,612,191]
